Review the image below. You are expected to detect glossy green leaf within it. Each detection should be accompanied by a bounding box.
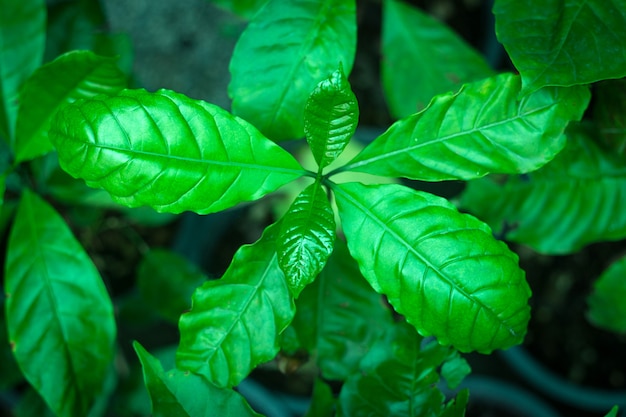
[207,0,269,18]
[49,88,305,214]
[290,239,393,380]
[587,256,626,334]
[134,342,261,417]
[382,0,493,118]
[176,223,295,387]
[460,124,626,254]
[0,0,45,142]
[304,65,358,170]
[304,379,335,417]
[333,182,530,353]
[229,0,356,141]
[340,73,590,181]
[15,50,127,163]
[138,249,208,324]
[278,182,336,297]
[4,189,116,417]
[494,0,626,95]
[593,78,626,154]
[338,322,469,417]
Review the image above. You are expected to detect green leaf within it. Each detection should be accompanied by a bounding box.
[587,256,626,333]
[333,182,530,353]
[338,321,469,417]
[278,182,336,297]
[460,123,626,254]
[0,297,22,389]
[340,73,590,181]
[290,239,393,380]
[604,406,620,417]
[304,379,335,417]
[593,79,626,154]
[304,65,358,170]
[134,342,261,417]
[49,88,305,214]
[4,189,116,417]
[176,223,295,387]
[382,0,493,118]
[494,0,626,95]
[0,0,45,142]
[229,0,356,141]
[138,249,208,324]
[207,0,269,19]
[15,50,127,163]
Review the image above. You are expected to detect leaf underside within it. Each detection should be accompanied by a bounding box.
[343,73,590,181]
[228,0,356,141]
[460,123,626,254]
[176,223,295,388]
[4,190,116,417]
[494,0,626,94]
[49,88,304,214]
[334,182,530,353]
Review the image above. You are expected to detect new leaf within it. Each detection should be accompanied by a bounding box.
[229,0,356,141]
[49,89,305,214]
[134,342,261,417]
[333,182,530,353]
[176,223,295,387]
[341,73,590,181]
[278,182,336,297]
[4,190,116,417]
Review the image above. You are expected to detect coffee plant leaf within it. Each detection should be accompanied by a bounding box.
[176,223,295,388]
[4,190,116,417]
[49,88,304,215]
[494,0,626,95]
[15,50,126,163]
[278,182,336,297]
[333,182,530,353]
[229,0,356,141]
[342,73,590,181]
[134,342,260,417]
[587,256,626,334]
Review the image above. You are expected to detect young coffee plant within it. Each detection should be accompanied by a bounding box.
[2,0,626,416]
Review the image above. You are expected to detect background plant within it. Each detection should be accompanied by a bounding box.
[1,0,626,416]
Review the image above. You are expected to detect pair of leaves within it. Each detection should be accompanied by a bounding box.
[333,182,531,353]
[134,342,260,417]
[494,0,626,94]
[176,223,295,388]
[229,0,356,141]
[381,0,494,118]
[0,0,46,141]
[460,123,626,254]
[4,190,116,417]
[340,73,590,181]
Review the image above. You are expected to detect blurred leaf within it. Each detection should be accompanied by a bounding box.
[338,322,469,417]
[15,50,127,163]
[138,249,208,323]
[304,65,358,170]
[134,342,261,417]
[278,182,336,297]
[587,255,626,333]
[0,0,45,142]
[304,379,335,417]
[290,239,393,380]
[460,123,626,254]
[14,388,55,417]
[593,78,626,154]
[382,0,493,118]
[207,0,269,19]
[604,406,620,417]
[49,88,305,214]
[0,297,23,389]
[494,0,626,94]
[333,182,530,353]
[342,74,590,181]
[229,0,356,141]
[176,223,295,387]
[4,190,116,417]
